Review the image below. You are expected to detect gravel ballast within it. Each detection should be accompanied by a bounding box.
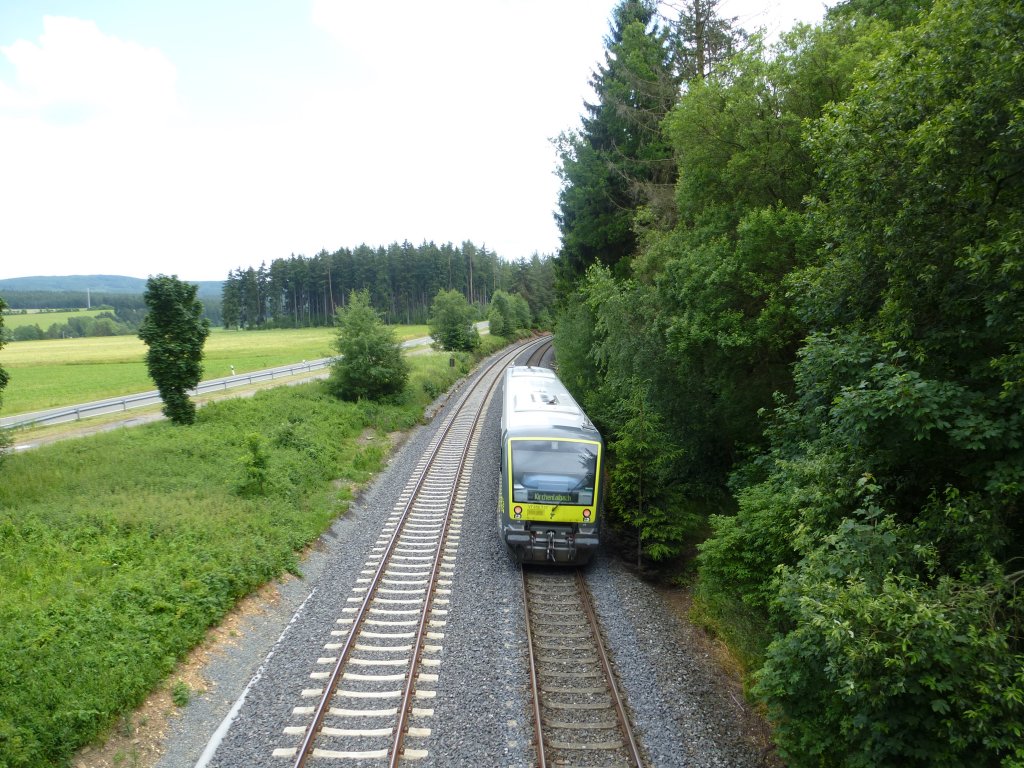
[153,357,771,768]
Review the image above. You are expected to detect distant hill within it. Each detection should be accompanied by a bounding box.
[0,275,222,299]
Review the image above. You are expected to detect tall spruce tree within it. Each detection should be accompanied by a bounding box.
[555,0,678,284]
[669,0,746,83]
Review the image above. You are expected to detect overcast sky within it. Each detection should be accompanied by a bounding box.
[0,0,829,282]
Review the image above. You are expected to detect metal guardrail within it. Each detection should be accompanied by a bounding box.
[0,358,334,430]
[0,325,488,431]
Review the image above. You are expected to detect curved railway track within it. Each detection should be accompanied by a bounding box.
[524,568,645,768]
[523,338,553,368]
[275,336,550,766]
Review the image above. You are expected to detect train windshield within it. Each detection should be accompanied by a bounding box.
[510,440,598,505]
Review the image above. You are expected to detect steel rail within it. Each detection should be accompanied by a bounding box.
[290,369,472,768]
[523,567,645,768]
[386,336,531,766]
[522,568,549,768]
[292,335,547,767]
[524,339,552,368]
[575,569,645,768]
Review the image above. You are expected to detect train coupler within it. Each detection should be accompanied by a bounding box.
[545,530,556,562]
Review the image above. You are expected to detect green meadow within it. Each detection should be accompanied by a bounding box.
[1,309,106,331]
[1,326,430,415]
[0,339,504,768]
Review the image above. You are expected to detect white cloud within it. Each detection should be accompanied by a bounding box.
[0,17,187,277]
[0,3,835,281]
[0,16,177,124]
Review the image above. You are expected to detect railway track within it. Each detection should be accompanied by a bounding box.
[523,338,553,368]
[274,336,549,766]
[524,568,645,768]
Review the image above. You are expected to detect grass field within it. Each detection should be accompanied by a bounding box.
[0,325,431,415]
[2,309,106,330]
[0,346,482,768]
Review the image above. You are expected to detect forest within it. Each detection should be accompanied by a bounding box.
[552,0,1023,766]
[219,241,556,329]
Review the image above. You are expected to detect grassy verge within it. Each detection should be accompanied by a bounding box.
[688,579,774,694]
[1,326,430,415]
[0,348,476,768]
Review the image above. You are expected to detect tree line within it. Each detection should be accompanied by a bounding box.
[554,0,1022,765]
[220,241,556,329]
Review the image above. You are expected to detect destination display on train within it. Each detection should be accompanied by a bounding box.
[528,491,576,503]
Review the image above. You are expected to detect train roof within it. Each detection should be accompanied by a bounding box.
[501,366,600,438]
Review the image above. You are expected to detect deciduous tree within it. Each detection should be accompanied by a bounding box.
[428,289,479,352]
[701,1,1024,762]
[138,275,210,425]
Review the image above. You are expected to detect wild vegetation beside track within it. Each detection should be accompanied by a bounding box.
[0,339,505,768]
[553,1,1023,765]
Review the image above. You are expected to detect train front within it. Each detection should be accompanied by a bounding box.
[502,432,603,564]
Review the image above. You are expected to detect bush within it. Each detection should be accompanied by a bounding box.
[12,324,44,342]
[428,289,479,351]
[755,517,1024,768]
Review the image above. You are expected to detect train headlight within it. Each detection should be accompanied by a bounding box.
[582,509,592,520]
[513,506,523,519]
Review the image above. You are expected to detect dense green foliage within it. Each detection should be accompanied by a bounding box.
[0,351,473,768]
[555,0,1024,764]
[428,289,480,352]
[328,290,410,401]
[138,276,211,425]
[220,241,556,329]
[486,290,532,338]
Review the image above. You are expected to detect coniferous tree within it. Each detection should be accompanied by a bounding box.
[328,290,408,401]
[555,0,678,284]
[668,0,746,83]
